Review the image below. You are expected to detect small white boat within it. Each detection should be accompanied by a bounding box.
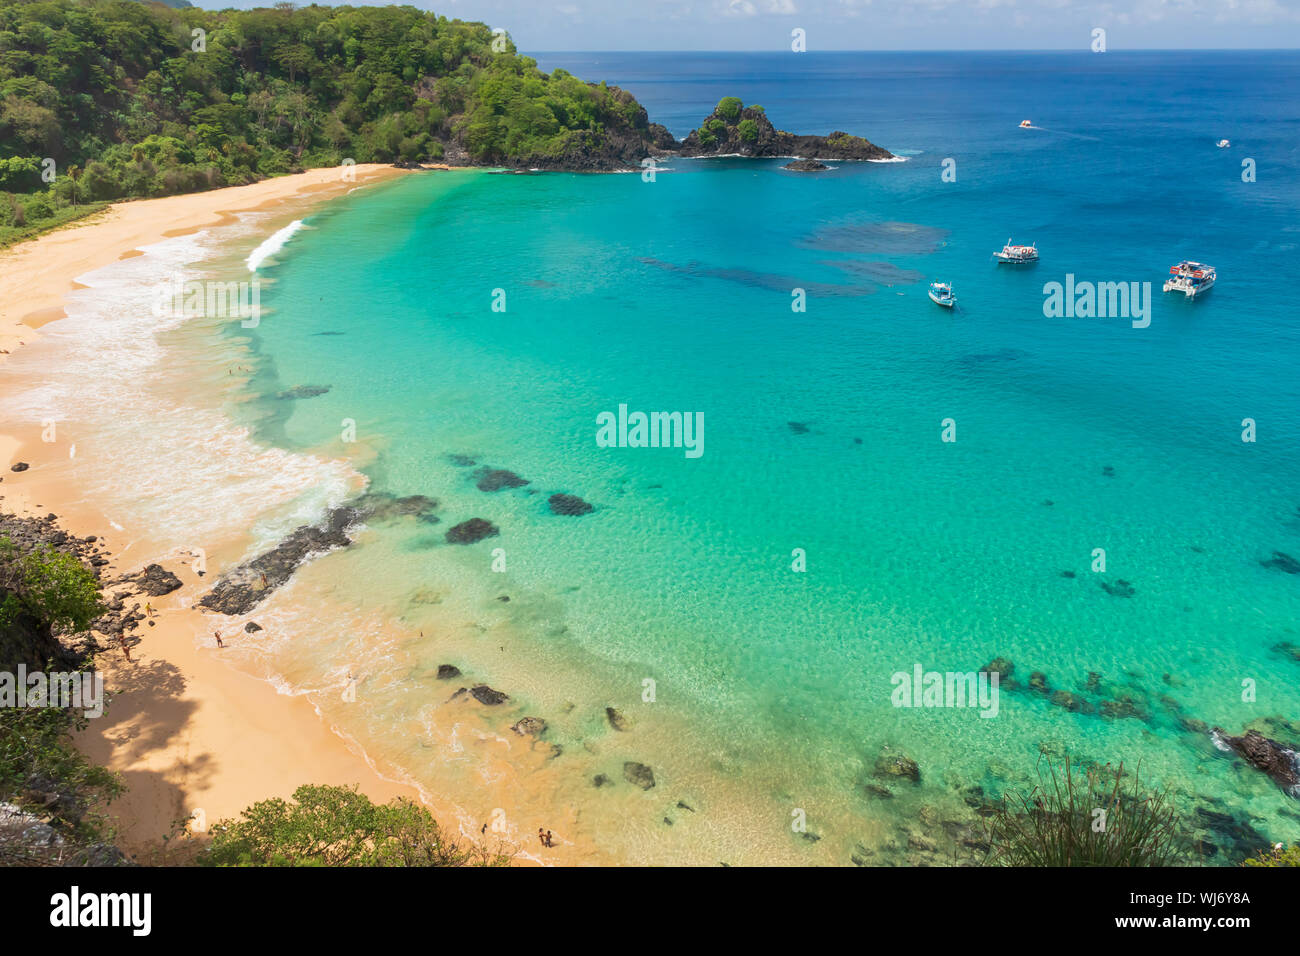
[928,281,956,307]
[1019,120,1032,128]
[1163,261,1216,298]
[1217,139,1230,148]
[994,239,1038,264]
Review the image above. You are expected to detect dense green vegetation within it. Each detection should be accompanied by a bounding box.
[0,536,104,633]
[0,534,119,864]
[0,0,665,242]
[0,700,123,862]
[983,757,1189,866]
[201,784,511,866]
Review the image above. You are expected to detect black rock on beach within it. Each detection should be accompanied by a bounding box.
[198,506,359,615]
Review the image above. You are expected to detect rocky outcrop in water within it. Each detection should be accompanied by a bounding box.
[784,159,828,171]
[677,100,894,162]
[1213,727,1300,793]
[470,684,509,705]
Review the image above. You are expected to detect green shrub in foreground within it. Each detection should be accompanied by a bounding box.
[201,784,511,867]
[983,756,1188,867]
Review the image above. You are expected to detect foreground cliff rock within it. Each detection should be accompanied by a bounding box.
[677,98,894,162]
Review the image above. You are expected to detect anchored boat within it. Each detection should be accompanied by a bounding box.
[1216,139,1230,148]
[1163,261,1216,298]
[994,239,1038,264]
[928,281,956,308]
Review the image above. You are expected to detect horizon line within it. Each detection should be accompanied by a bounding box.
[530,47,1300,54]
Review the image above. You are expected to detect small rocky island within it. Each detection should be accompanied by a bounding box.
[674,97,894,163]
[784,159,829,172]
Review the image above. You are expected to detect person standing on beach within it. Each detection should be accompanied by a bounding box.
[214,630,224,648]
[119,636,132,662]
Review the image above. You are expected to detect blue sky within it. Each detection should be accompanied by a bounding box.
[208,0,1300,50]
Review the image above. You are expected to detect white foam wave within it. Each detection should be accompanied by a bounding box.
[246,219,305,272]
[0,224,363,557]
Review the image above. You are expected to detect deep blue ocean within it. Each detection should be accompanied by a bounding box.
[201,51,1300,864]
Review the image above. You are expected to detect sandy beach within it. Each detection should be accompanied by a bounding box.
[0,164,445,860]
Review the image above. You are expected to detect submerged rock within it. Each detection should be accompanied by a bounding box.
[787,421,811,434]
[872,748,920,783]
[623,761,656,790]
[474,468,529,492]
[445,518,499,544]
[1099,695,1149,721]
[243,621,262,633]
[1272,641,1300,664]
[436,664,461,680]
[548,493,594,516]
[984,657,1014,680]
[470,684,509,706]
[1100,579,1136,598]
[1193,805,1271,860]
[1049,689,1095,714]
[277,384,330,400]
[353,492,439,524]
[511,717,547,736]
[1213,727,1300,792]
[784,159,828,172]
[9,462,28,473]
[605,707,629,731]
[1261,551,1300,574]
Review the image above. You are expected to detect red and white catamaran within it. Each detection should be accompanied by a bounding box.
[1162,261,1216,298]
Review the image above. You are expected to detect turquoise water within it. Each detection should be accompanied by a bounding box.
[224,52,1299,863]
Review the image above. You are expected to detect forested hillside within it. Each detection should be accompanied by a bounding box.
[0,0,673,238]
